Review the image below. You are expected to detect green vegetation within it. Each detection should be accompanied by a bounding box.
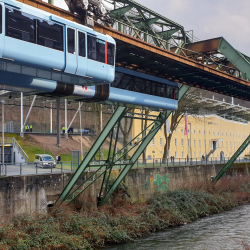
[1,176,250,249]
[2,134,55,162]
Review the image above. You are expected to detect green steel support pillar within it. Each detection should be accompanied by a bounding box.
[56,85,190,207]
[56,107,127,206]
[100,84,190,205]
[213,134,250,182]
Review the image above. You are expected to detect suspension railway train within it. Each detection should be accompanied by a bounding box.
[0,0,179,111]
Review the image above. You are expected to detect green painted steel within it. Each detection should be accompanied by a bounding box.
[218,37,250,80]
[100,84,190,205]
[55,106,127,206]
[213,134,250,182]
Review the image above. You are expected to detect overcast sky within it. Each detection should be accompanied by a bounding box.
[47,0,250,55]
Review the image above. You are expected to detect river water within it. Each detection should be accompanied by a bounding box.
[106,204,250,250]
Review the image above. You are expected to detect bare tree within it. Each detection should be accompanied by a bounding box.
[162,88,204,162]
[119,109,134,159]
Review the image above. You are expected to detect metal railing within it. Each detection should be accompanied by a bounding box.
[1,157,250,177]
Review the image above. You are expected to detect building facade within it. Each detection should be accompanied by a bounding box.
[131,113,250,161]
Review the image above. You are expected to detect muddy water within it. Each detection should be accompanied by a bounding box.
[106,204,250,250]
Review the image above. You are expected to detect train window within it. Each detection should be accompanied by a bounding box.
[166,85,174,99]
[112,72,123,88]
[174,87,179,100]
[6,7,36,43]
[37,19,63,51]
[87,35,105,63]
[134,78,144,93]
[144,81,151,95]
[67,28,75,54]
[157,84,165,97]
[78,31,86,57]
[151,83,156,96]
[0,5,2,34]
[120,75,131,90]
[107,43,115,65]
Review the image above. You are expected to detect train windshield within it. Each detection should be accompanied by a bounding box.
[112,72,179,100]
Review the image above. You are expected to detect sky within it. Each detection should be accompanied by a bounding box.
[47,0,250,55]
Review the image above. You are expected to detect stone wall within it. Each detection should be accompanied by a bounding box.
[0,162,249,222]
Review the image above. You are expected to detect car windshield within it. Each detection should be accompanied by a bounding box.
[42,156,54,161]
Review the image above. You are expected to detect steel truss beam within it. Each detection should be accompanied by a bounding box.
[55,85,190,207]
[213,134,250,182]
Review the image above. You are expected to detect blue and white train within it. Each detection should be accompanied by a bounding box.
[0,0,179,111]
[0,0,116,84]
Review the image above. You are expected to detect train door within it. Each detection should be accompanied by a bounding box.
[0,3,4,58]
[64,26,77,74]
[75,30,87,77]
[86,34,107,82]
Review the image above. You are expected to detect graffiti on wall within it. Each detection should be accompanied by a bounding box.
[153,174,170,192]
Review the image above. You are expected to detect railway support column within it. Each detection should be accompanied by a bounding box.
[55,85,190,207]
[57,98,61,148]
[65,99,68,140]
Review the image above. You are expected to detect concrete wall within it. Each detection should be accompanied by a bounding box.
[0,162,249,222]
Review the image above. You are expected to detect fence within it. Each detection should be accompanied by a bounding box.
[1,156,250,177]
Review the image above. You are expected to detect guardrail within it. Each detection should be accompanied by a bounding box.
[1,157,250,177]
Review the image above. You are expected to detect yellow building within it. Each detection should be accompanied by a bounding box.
[132,113,250,161]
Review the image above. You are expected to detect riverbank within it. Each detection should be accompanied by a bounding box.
[1,176,250,249]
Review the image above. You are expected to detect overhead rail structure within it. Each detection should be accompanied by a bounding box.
[4,0,250,203]
[13,0,250,102]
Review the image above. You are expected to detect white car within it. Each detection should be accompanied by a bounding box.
[34,154,56,168]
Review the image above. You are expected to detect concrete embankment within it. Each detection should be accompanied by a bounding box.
[0,162,249,222]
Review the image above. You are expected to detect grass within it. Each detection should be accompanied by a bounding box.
[1,175,250,249]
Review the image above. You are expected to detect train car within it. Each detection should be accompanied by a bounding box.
[73,67,179,111]
[0,0,116,84]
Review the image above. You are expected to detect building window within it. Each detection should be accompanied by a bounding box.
[160,138,163,146]
[209,140,211,147]
[209,131,210,135]
[204,140,206,147]
[175,139,177,146]
[181,139,184,146]
[194,152,196,158]
[181,129,183,133]
[194,130,196,134]
[182,151,184,158]
[230,142,232,148]
[226,141,228,148]
[199,131,201,134]
[188,139,190,146]
[175,151,177,158]
[199,140,201,147]
[194,139,196,147]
